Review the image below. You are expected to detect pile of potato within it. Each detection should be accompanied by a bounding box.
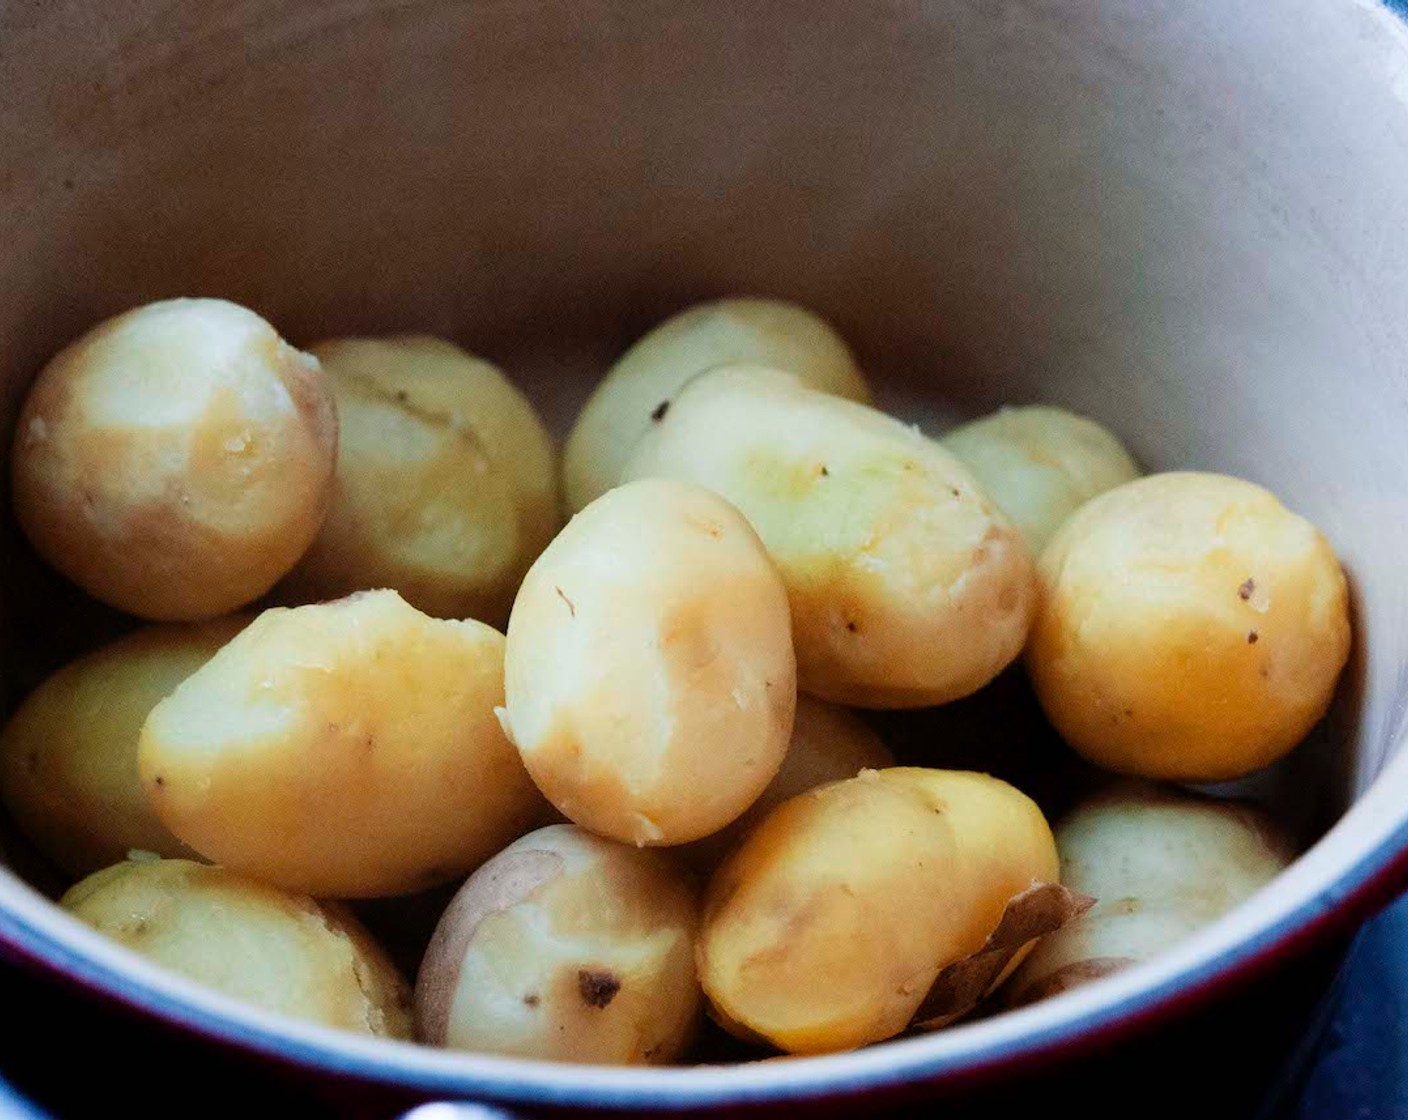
[0,295,1351,1062]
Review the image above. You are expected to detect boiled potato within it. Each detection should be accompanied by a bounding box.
[0,618,245,877]
[62,858,411,1036]
[1006,782,1294,1004]
[416,824,701,1063]
[680,696,894,870]
[502,479,795,846]
[623,365,1034,708]
[139,589,544,897]
[1027,472,1352,781]
[563,297,869,512]
[941,405,1140,554]
[876,767,1059,990]
[697,768,1058,1054]
[11,298,337,620]
[282,336,558,626]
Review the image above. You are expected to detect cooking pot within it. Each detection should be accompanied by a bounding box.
[3,0,1408,1114]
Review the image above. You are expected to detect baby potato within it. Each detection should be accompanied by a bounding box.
[875,767,1060,989]
[698,768,1061,1053]
[1006,782,1294,1004]
[11,298,337,621]
[139,589,543,897]
[62,858,411,1036]
[1027,472,1352,781]
[563,297,869,512]
[623,365,1035,708]
[680,696,894,870]
[697,771,966,1053]
[282,336,558,626]
[0,618,245,878]
[941,405,1140,554]
[416,824,701,1064]
[502,479,795,846]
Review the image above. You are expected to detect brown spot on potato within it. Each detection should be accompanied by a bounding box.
[523,993,540,1008]
[650,400,670,422]
[1238,578,1256,601]
[1248,630,1259,644]
[153,775,165,787]
[554,586,576,618]
[577,969,621,1009]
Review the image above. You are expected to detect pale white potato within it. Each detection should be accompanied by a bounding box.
[415,824,701,1064]
[0,618,245,878]
[679,696,893,870]
[1027,471,1352,781]
[62,858,412,1036]
[1006,781,1294,1004]
[11,298,337,620]
[282,336,558,626]
[502,479,796,846]
[563,297,869,512]
[139,590,544,897]
[623,365,1035,708]
[941,405,1140,554]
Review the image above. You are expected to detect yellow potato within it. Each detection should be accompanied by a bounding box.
[1006,782,1294,1005]
[282,336,559,626]
[876,768,1060,991]
[62,858,411,1036]
[623,365,1035,708]
[416,824,701,1064]
[11,298,337,620]
[139,590,543,897]
[697,771,964,1053]
[1027,472,1352,781]
[941,405,1140,554]
[680,697,893,870]
[0,618,245,878]
[697,768,1060,1053]
[502,479,795,846]
[563,297,869,512]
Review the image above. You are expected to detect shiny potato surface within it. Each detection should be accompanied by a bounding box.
[502,479,796,846]
[139,590,543,897]
[623,365,1035,707]
[62,858,412,1036]
[1027,472,1352,781]
[564,297,869,512]
[11,298,336,620]
[416,824,700,1063]
[942,405,1140,554]
[283,336,558,626]
[0,618,244,877]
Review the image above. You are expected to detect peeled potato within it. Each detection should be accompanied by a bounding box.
[62,858,411,1036]
[139,590,544,897]
[941,405,1140,554]
[11,298,337,620]
[563,297,869,512]
[282,336,558,626]
[1027,472,1352,781]
[0,618,245,877]
[502,479,796,846]
[416,824,701,1064]
[623,365,1035,708]
[696,768,1058,1054]
[679,697,893,870]
[1006,782,1294,1005]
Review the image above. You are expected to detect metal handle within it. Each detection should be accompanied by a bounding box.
[399,1104,526,1120]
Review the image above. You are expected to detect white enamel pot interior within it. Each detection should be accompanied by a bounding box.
[2,0,1408,1113]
